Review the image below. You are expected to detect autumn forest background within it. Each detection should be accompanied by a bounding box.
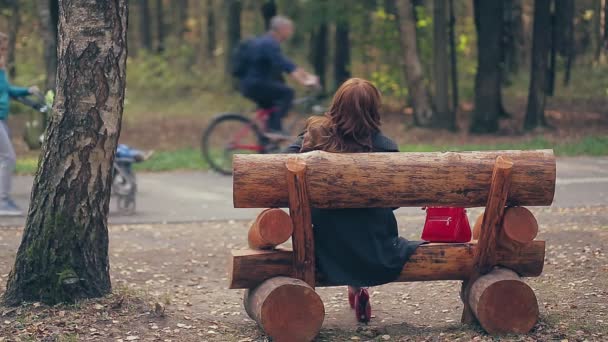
[1,0,607,172]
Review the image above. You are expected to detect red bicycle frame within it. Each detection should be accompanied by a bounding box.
[228,107,276,152]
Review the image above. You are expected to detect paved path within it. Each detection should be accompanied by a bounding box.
[2,157,607,227]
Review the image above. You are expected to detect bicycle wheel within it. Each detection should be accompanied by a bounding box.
[201,113,265,175]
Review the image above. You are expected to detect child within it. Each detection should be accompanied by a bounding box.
[286,78,422,323]
[0,32,39,216]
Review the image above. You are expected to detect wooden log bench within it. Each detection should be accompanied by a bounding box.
[229,150,556,341]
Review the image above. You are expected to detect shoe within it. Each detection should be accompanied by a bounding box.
[354,288,371,323]
[0,198,24,216]
[348,286,356,309]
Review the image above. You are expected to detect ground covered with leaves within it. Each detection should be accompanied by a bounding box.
[0,206,607,341]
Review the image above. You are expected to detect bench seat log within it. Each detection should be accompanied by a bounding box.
[233,150,555,209]
[228,241,545,289]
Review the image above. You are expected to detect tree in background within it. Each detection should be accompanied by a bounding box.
[470,0,507,134]
[36,0,59,91]
[391,0,434,127]
[225,0,241,79]
[139,0,152,51]
[207,0,216,61]
[309,22,328,91]
[333,21,351,88]
[432,0,455,130]
[155,0,165,53]
[524,0,552,130]
[3,0,127,306]
[0,0,20,78]
[261,0,277,31]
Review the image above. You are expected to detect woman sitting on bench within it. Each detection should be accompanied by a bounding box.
[285,78,422,323]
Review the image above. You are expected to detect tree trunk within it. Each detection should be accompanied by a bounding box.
[177,0,188,43]
[448,0,459,115]
[593,0,602,61]
[433,0,454,130]
[309,23,328,92]
[470,0,506,134]
[261,0,276,31]
[225,0,241,78]
[2,0,127,306]
[333,21,351,89]
[233,150,556,209]
[555,0,575,85]
[393,0,435,127]
[139,0,152,50]
[547,7,557,96]
[6,0,20,78]
[502,0,525,78]
[155,0,165,53]
[206,0,216,61]
[37,0,59,91]
[524,0,551,131]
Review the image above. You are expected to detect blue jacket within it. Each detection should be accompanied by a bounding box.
[0,69,29,120]
[242,34,296,83]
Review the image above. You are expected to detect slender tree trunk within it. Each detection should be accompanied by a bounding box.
[524,0,551,130]
[207,0,217,60]
[139,0,152,51]
[433,0,454,130]
[448,0,459,115]
[556,0,575,85]
[334,21,351,89]
[593,0,602,61]
[155,0,165,53]
[470,0,505,134]
[503,0,523,81]
[261,0,277,31]
[176,0,188,44]
[309,24,328,92]
[393,0,434,127]
[6,0,20,78]
[604,0,608,52]
[226,0,241,82]
[37,0,59,91]
[2,0,127,306]
[547,7,557,96]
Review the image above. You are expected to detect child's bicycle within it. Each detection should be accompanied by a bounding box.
[14,94,151,215]
[201,91,325,175]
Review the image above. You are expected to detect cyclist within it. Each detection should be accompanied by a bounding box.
[238,15,319,137]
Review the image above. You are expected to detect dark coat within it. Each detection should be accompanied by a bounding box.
[285,132,423,287]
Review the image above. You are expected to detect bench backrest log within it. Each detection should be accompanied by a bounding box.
[233,150,556,209]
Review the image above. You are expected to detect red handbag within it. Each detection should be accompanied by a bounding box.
[421,207,472,243]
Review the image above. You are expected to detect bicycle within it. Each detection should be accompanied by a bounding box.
[201,91,325,175]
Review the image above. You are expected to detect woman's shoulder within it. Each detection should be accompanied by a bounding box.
[372,132,399,152]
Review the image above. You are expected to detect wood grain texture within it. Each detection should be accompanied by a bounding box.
[285,158,316,287]
[475,156,513,274]
[228,241,545,289]
[469,267,539,334]
[233,150,556,208]
[248,209,293,249]
[243,277,324,342]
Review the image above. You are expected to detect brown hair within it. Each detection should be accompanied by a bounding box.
[300,78,381,153]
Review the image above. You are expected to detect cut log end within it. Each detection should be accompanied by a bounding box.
[248,209,293,249]
[473,207,538,247]
[469,268,539,334]
[244,277,324,342]
[285,157,307,173]
[502,207,538,244]
[496,155,514,169]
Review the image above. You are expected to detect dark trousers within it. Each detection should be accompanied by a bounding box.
[241,79,294,131]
